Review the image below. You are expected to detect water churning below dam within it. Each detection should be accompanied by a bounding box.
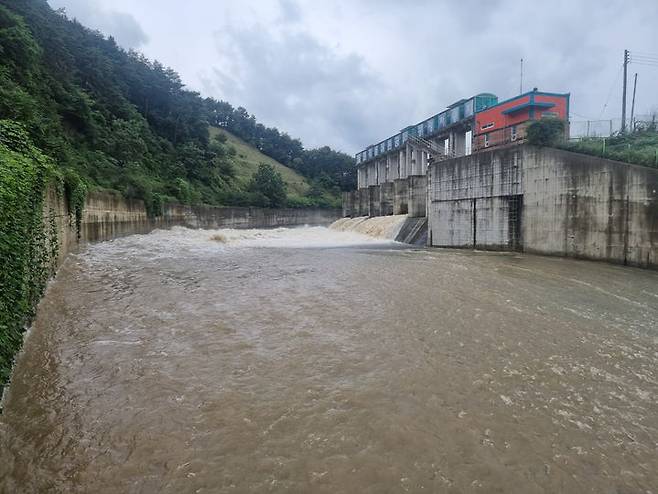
[1,226,657,493]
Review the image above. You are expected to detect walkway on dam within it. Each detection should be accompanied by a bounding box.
[1,226,657,493]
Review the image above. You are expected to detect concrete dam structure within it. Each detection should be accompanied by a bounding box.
[343,144,658,269]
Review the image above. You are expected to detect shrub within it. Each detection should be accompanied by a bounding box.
[526,119,566,147]
[248,163,287,208]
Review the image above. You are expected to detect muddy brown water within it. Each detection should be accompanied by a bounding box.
[1,226,657,493]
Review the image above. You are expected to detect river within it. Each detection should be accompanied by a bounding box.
[1,225,657,493]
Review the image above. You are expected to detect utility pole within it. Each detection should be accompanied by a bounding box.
[520,58,524,94]
[630,73,638,132]
[621,49,629,133]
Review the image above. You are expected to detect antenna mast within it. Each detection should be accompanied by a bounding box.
[520,58,524,94]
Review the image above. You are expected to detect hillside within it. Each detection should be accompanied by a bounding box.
[0,0,353,213]
[209,127,310,201]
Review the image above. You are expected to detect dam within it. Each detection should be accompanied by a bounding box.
[1,224,657,492]
[344,144,658,269]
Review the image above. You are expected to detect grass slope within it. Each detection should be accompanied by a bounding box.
[210,127,310,201]
[561,130,658,169]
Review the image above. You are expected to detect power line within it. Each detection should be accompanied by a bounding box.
[630,50,658,57]
[600,63,623,118]
[631,56,658,63]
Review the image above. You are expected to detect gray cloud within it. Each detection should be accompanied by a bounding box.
[202,24,398,151]
[48,0,148,49]
[278,0,302,24]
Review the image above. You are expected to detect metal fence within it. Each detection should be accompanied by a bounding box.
[570,114,657,139]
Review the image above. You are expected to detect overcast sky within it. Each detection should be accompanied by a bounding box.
[48,0,658,153]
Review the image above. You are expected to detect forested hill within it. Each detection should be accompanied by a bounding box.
[0,0,355,210]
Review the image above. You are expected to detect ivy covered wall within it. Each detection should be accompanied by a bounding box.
[0,121,62,390]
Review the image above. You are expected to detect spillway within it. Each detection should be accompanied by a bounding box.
[329,214,407,240]
[330,214,428,245]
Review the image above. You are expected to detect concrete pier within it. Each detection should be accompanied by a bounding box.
[380,182,394,216]
[393,178,409,215]
[358,188,369,216]
[368,185,381,217]
[408,175,427,218]
[342,191,355,217]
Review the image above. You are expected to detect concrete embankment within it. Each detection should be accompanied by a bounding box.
[46,189,341,265]
[427,145,658,268]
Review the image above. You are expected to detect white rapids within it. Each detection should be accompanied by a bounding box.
[329,215,407,240]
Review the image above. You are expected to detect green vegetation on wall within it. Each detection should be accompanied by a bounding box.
[560,127,658,169]
[0,121,58,390]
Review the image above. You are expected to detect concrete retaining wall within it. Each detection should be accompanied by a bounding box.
[47,190,341,263]
[523,147,657,267]
[428,147,522,250]
[427,144,658,268]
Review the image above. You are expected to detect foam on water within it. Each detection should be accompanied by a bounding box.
[86,225,397,262]
[329,215,407,240]
[208,225,398,248]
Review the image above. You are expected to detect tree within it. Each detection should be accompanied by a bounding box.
[248,163,287,208]
[526,119,566,147]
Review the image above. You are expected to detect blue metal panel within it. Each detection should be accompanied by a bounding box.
[464,98,474,117]
[450,106,460,123]
[356,91,501,159]
[474,93,498,112]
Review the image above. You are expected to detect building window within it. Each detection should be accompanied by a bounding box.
[511,125,517,141]
[481,122,494,131]
[484,133,490,147]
